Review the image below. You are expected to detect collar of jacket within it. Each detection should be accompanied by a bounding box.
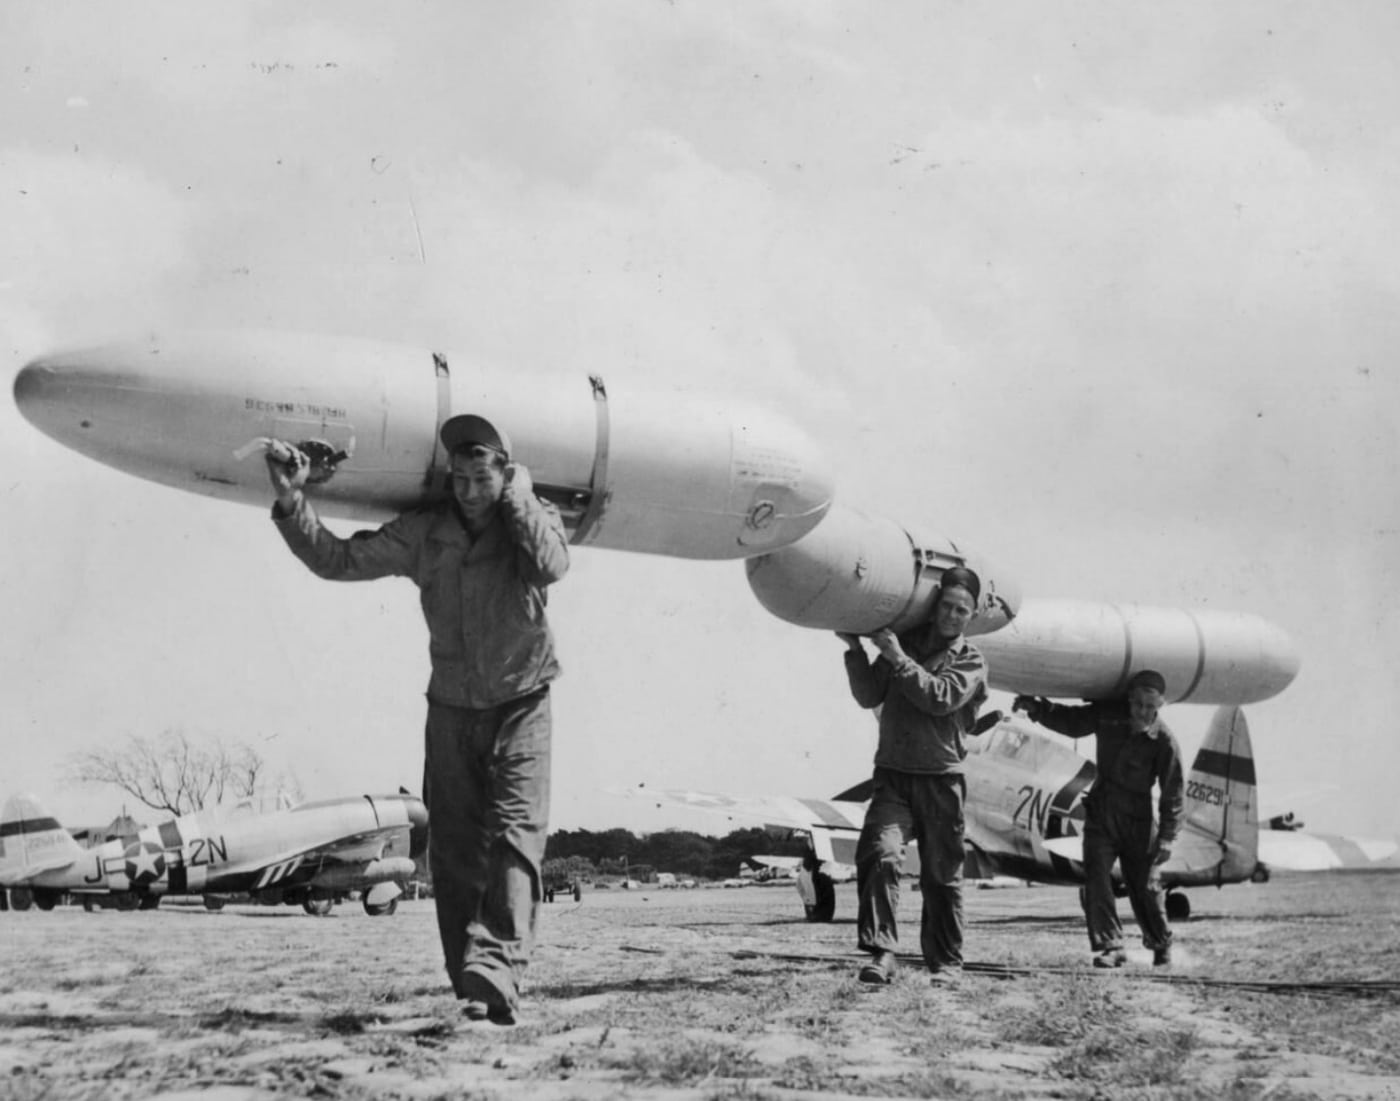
[904,624,966,663]
[434,501,506,548]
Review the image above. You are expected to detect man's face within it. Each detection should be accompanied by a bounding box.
[450,451,505,525]
[1128,685,1164,732]
[933,585,976,641]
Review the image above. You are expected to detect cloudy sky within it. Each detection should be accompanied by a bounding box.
[2,3,1397,845]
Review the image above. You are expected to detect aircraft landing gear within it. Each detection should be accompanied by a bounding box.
[203,895,226,912]
[302,897,334,917]
[363,896,398,917]
[1165,891,1191,922]
[804,871,836,923]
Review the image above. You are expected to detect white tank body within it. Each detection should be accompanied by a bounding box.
[976,597,1301,704]
[13,330,835,560]
[744,503,1022,636]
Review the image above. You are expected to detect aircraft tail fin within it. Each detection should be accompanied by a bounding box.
[1174,706,1259,876]
[0,793,85,885]
[830,778,874,803]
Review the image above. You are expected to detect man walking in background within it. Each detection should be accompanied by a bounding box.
[1014,669,1183,968]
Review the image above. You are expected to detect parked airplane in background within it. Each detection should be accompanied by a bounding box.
[15,329,1299,706]
[0,791,426,917]
[636,707,1396,922]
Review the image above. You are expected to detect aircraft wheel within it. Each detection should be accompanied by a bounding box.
[10,888,33,912]
[1251,864,1271,884]
[33,890,58,912]
[113,892,140,912]
[804,873,836,923]
[1165,891,1191,922]
[82,895,97,913]
[203,895,226,912]
[302,898,334,917]
[139,894,161,910]
[364,897,398,917]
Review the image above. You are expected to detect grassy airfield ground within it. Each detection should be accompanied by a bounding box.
[1,871,1398,1100]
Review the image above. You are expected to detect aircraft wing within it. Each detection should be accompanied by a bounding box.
[626,786,868,867]
[1258,830,1398,871]
[1039,831,1231,875]
[308,826,406,864]
[626,786,867,836]
[216,824,406,884]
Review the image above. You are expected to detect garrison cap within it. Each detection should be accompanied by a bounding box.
[440,414,512,460]
[1127,669,1168,696]
[938,566,982,605]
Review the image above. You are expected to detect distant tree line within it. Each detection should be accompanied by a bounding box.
[543,826,808,884]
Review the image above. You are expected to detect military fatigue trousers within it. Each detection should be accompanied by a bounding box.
[424,687,552,1011]
[1082,796,1171,954]
[855,768,966,971]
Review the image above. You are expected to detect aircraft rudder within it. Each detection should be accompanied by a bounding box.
[1182,707,1259,867]
[0,793,84,883]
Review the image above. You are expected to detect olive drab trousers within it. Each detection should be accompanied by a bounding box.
[1081,796,1171,953]
[855,768,967,971]
[423,687,552,1011]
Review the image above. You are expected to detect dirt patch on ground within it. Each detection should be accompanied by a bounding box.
[2,872,1398,1099]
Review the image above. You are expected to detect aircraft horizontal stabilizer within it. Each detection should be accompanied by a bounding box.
[1041,831,1230,876]
[1258,830,1398,872]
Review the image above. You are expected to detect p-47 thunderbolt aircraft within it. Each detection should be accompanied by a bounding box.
[0,791,427,917]
[636,706,1396,922]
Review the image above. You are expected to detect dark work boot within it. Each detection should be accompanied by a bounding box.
[858,950,897,985]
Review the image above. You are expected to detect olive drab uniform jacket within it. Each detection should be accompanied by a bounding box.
[844,628,988,775]
[273,485,569,710]
[1033,700,1184,843]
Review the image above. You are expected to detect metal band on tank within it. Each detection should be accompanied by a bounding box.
[1181,612,1208,703]
[1111,604,1208,702]
[574,374,611,544]
[1111,604,1135,697]
[426,352,451,490]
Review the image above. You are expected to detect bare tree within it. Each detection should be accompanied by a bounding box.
[70,729,279,817]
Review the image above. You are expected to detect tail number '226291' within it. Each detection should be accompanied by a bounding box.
[1186,780,1226,807]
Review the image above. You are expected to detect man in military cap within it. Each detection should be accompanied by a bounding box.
[1013,669,1183,967]
[837,565,989,987]
[266,413,569,1023]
